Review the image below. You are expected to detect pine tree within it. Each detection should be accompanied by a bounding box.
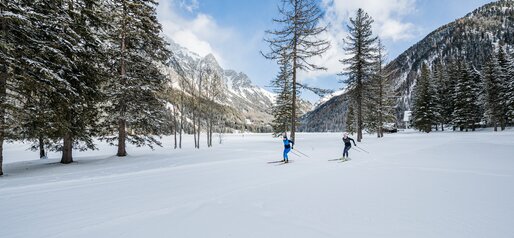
[446,61,461,131]
[412,63,436,133]
[55,0,110,164]
[452,62,481,131]
[271,52,293,136]
[432,62,443,131]
[496,46,512,130]
[364,39,396,137]
[102,0,170,156]
[341,9,378,142]
[432,61,455,131]
[262,0,330,141]
[0,0,32,175]
[508,52,514,123]
[1,0,102,169]
[345,97,356,135]
[482,57,503,131]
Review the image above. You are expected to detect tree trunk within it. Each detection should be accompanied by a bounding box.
[290,2,298,142]
[39,136,45,158]
[0,130,3,175]
[0,136,3,176]
[0,70,4,175]
[1,9,6,175]
[193,113,197,148]
[61,133,73,164]
[209,119,213,147]
[179,103,183,149]
[118,2,128,157]
[117,119,127,156]
[357,82,363,142]
[173,107,177,149]
[441,123,444,131]
[207,119,211,147]
[179,112,183,149]
[196,117,202,149]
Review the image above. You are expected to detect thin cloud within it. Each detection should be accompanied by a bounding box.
[157,1,230,64]
[179,0,199,13]
[298,0,420,81]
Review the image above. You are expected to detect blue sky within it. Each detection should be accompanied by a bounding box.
[157,0,494,102]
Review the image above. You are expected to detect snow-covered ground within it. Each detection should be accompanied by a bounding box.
[1,130,514,238]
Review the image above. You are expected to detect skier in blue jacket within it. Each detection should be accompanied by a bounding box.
[282,134,294,163]
[342,132,356,159]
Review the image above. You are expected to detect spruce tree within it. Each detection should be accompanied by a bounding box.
[365,39,396,137]
[432,62,444,131]
[341,9,378,141]
[508,52,514,123]
[412,63,436,133]
[262,0,330,141]
[482,58,503,131]
[271,52,293,136]
[452,62,481,131]
[433,61,458,131]
[55,0,109,164]
[446,61,460,130]
[102,0,170,156]
[345,98,356,135]
[496,47,512,129]
[5,0,108,164]
[0,0,31,175]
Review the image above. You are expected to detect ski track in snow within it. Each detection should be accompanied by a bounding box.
[1,130,514,238]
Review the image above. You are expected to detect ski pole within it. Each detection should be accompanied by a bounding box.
[293,148,311,158]
[355,145,369,154]
[351,147,362,152]
[290,150,302,158]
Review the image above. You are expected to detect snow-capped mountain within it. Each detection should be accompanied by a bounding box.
[300,0,514,132]
[165,37,276,131]
[299,90,349,132]
[313,90,347,108]
[385,0,514,115]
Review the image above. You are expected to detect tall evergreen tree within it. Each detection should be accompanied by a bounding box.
[364,39,396,137]
[270,51,293,136]
[345,97,356,135]
[54,0,109,164]
[412,63,436,133]
[2,0,102,167]
[262,0,330,141]
[341,8,377,142]
[508,52,514,123]
[432,61,454,131]
[446,61,460,130]
[496,46,512,130]
[482,58,503,131]
[0,0,34,175]
[452,62,481,131]
[102,0,170,156]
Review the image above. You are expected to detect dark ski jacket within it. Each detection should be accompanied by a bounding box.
[283,138,294,149]
[343,137,356,147]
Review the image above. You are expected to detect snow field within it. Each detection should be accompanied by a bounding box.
[1,130,513,238]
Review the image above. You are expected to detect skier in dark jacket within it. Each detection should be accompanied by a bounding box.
[342,132,356,159]
[282,134,294,163]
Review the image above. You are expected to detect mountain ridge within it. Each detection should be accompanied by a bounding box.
[300,0,514,132]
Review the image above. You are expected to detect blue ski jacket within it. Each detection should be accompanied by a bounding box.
[283,138,294,149]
